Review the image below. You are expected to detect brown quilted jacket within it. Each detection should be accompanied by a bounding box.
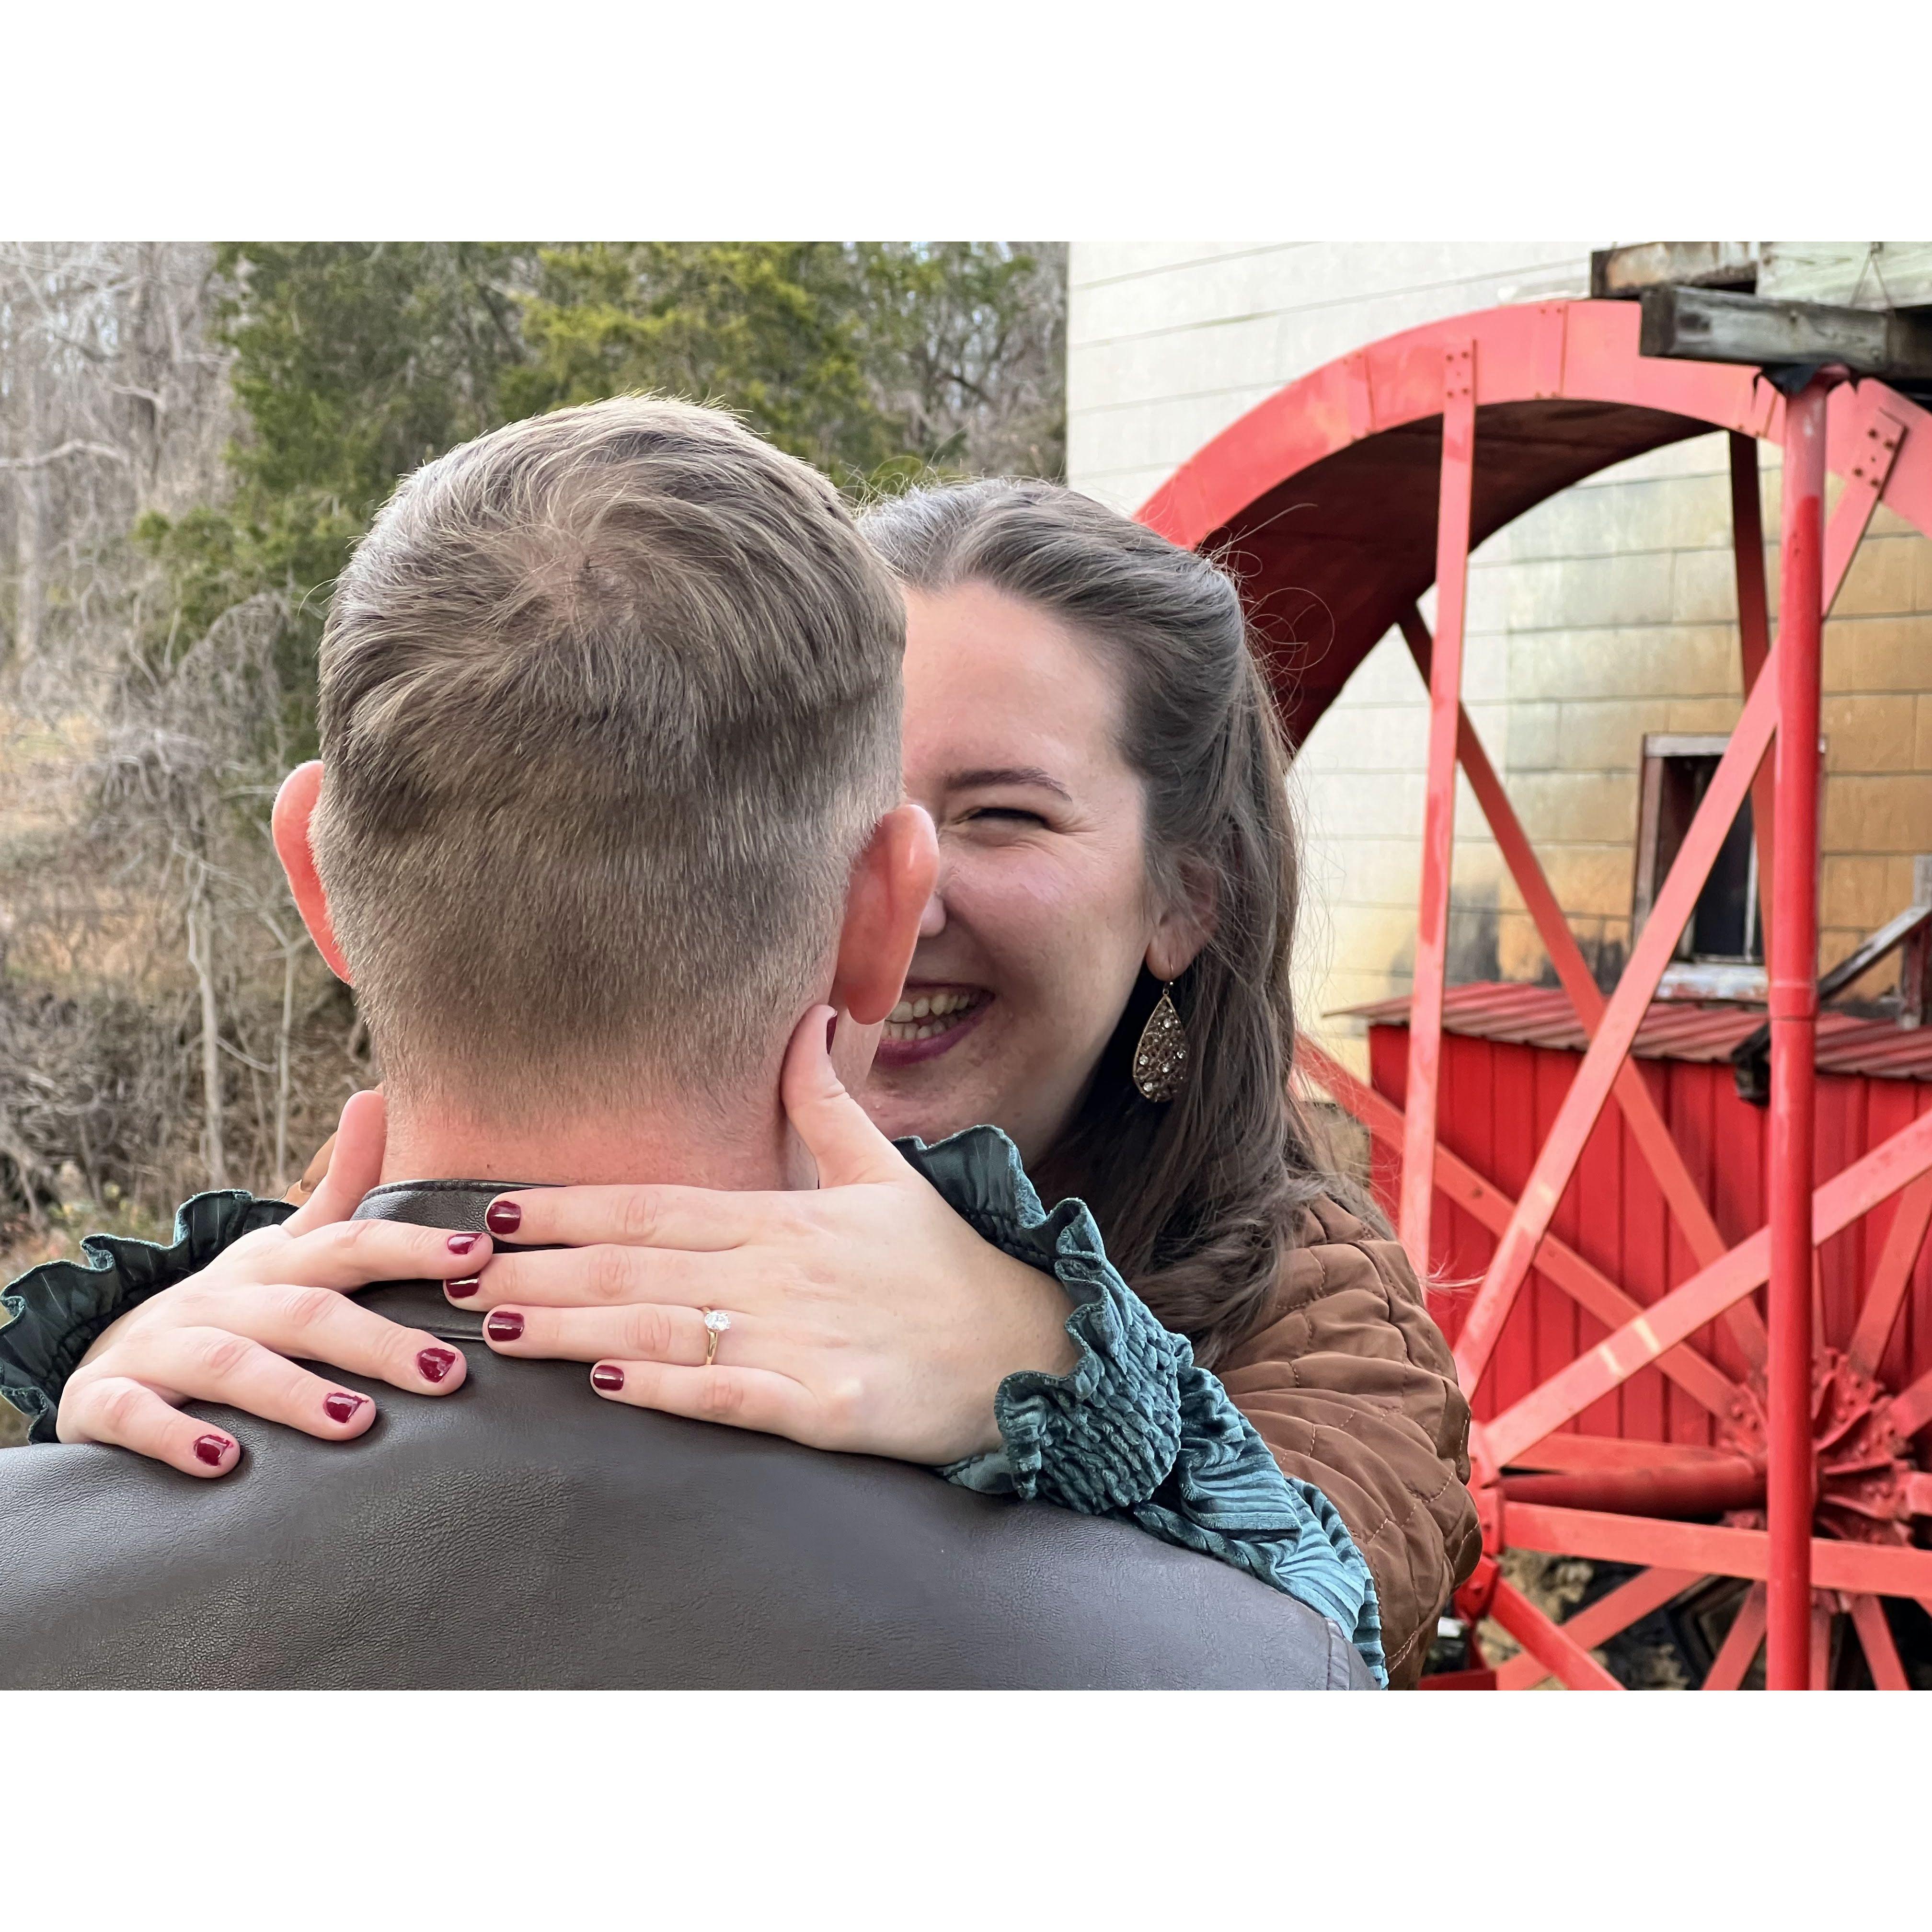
[1216,1194,1480,1688]
[292,1145,1477,1683]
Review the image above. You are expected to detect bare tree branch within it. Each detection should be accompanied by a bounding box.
[0,439,132,470]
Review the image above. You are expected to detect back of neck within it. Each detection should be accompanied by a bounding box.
[378,1089,806,1192]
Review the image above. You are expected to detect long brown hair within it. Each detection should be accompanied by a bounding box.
[860,478,1384,1368]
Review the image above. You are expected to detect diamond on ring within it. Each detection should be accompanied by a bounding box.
[703,1309,732,1334]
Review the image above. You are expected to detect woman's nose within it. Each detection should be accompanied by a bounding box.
[918,881,946,938]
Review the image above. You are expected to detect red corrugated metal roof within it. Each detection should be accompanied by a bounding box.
[1340,980,1932,1081]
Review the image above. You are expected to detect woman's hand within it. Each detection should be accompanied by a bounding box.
[56,1091,492,1477]
[467,1007,1079,1466]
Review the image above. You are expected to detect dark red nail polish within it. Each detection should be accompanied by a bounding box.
[485,1199,521,1237]
[447,1232,479,1255]
[826,1012,838,1051]
[417,1346,458,1383]
[447,1275,481,1299]
[591,1364,625,1392]
[324,1392,368,1424]
[194,1434,232,1466]
[485,1311,525,1343]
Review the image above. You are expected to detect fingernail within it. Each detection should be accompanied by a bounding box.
[826,1012,838,1051]
[591,1364,625,1392]
[485,1199,521,1237]
[485,1311,525,1343]
[447,1275,481,1299]
[417,1346,459,1383]
[447,1232,480,1255]
[194,1434,233,1467]
[324,1392,368,1424]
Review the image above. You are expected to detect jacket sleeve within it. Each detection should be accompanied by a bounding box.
[902,1127,1387,1683]
[0,1192,296,1447]
[1215,1196,1481,1690]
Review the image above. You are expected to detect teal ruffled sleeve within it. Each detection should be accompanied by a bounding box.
[0,1191,296,1446]
[900,1125,1387,1685]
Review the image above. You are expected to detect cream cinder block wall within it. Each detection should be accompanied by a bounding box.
[1067,243,1932,1080]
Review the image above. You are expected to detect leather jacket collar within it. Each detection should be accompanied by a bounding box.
[352,1178,546,1343]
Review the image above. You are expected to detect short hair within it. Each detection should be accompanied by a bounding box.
[313,396,904,1118]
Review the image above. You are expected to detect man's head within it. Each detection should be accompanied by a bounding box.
[274,397,933,1143]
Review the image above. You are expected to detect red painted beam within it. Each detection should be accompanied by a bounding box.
[1808,1598,1834,1689]
[1702,1583,1767,1689]
[1848,1173,1932,1380]
[1729,431,1777,946]
[1505,1500,1932,1599]
[1506,1435,1747,1475]
[1888,1367,1932,1443]
[1500,1458,1763,1518]
[1848,1594,1911,1690]
[1486,1576,1622,1690]
[1494,1566,1702,1690]
[1399,344,1477,1268]
[1726,412,1896,954]
[1766,375,1832,1690]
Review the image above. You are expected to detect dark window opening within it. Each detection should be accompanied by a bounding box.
[1693,787,1757,959]
[1633,736,1766,966]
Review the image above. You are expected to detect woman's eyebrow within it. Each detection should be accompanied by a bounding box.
[946,765,1074,800]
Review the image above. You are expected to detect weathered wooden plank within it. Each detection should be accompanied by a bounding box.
[1640,286,1932,382]
[1591,242,1760,299]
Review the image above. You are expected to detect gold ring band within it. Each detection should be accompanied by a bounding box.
[702,1306,731,1367]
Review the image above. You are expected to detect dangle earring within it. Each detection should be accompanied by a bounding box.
[1131,981,1190,1104]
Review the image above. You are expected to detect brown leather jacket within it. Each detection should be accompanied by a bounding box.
[1217,1195,1479,1688]
[292,1146,1476,1684]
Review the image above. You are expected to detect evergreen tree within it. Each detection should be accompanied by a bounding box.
[135,240,1064,756]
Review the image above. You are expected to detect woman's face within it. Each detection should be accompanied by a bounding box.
[859,580,1198,1166]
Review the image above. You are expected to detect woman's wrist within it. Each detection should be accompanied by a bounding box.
[986,1247,1082,1377]
[956,1246,1080,1455]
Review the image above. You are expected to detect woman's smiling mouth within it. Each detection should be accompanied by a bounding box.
[874,985,991,1065]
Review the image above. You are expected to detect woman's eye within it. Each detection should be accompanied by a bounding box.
[963,807,1046,828]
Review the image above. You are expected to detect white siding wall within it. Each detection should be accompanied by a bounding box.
[1068,242,1595,513]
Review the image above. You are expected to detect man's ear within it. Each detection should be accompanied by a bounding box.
[830,803,939,1024]
[1146,858,1218,983]
[271,761,354,985]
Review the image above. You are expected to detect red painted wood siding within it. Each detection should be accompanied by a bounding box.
[1367,1024,1932,1443]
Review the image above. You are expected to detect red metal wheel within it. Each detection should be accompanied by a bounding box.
[1143,301,1932,1687]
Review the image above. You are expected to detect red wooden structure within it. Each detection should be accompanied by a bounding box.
[1140,298,1932,1689]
